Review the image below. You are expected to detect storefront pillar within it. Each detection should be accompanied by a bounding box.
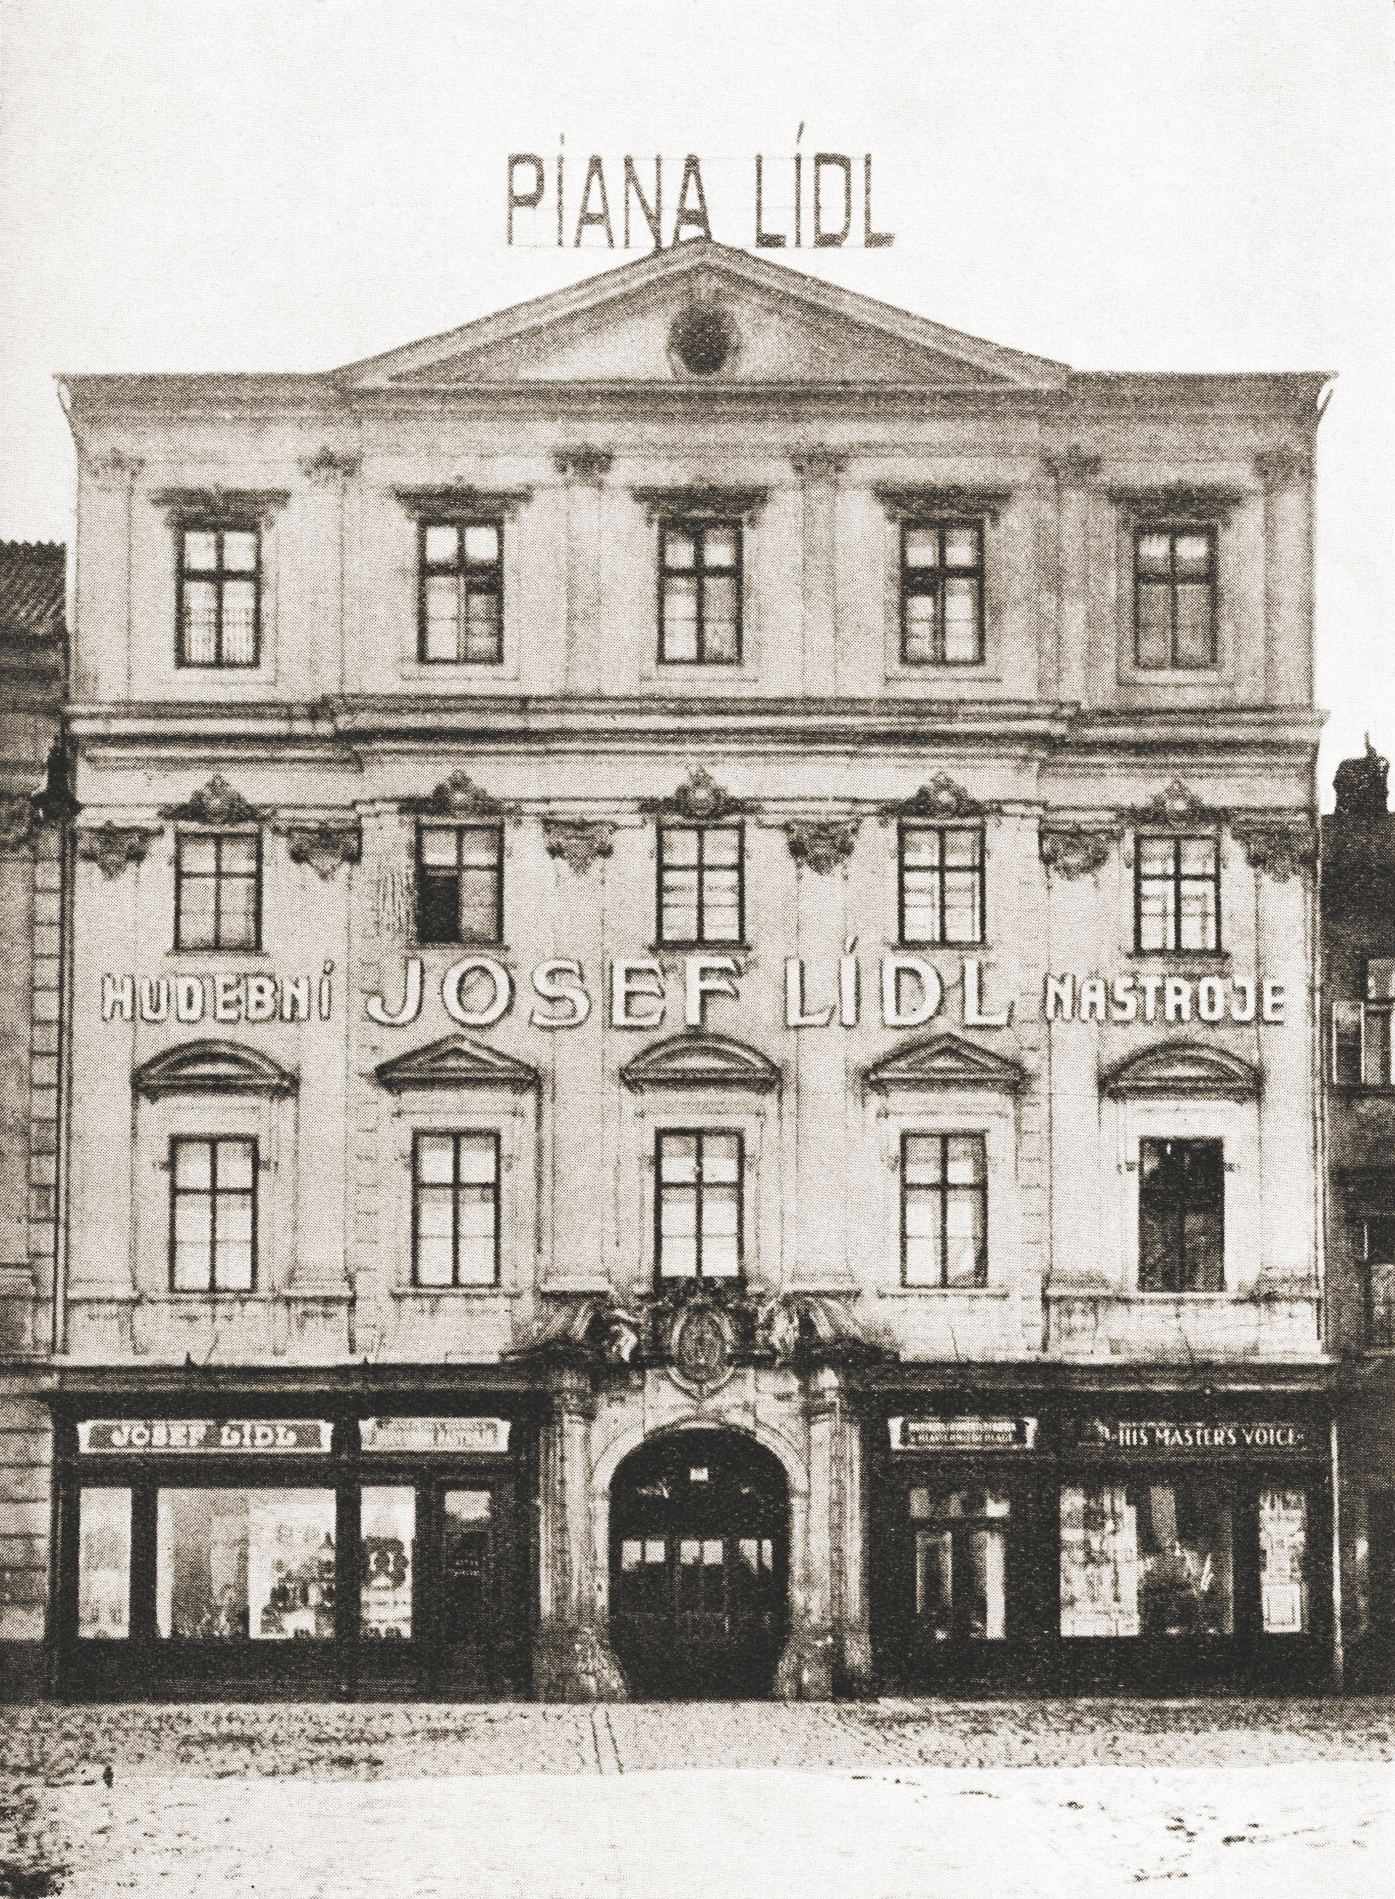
[775,1369,851,1700]
[533,1370,627,1702]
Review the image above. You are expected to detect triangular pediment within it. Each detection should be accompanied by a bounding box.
[374,1034,540,1094]
[865,1032,1024,1094]
[337,242,1068,392]
[1101,1041,1260,1102]
[620,1031,781,1093]
[132,1040,297,1100]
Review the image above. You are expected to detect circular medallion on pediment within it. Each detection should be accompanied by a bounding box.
[667,302,739,377]
[669,1300,734,1395]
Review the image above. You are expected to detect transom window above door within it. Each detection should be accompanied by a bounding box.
[659,521,741,664]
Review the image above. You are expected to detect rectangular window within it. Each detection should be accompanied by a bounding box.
[1059,1480,1233,1638]
[659,521,741,664]
[170,1137,257,1293]
[1135,526,1216,669]
[1259,1487,1309,1634]
[412,1132,500,1287]
[360,1486,415,1641]
[909,1486,1009,1640]
[416,824,503,945]
[899,825,984,946]
[155,1488,335,1640]
[175,833,261,951]
[1138,1138,1224,1293]
[658,824,743,944]
[419,521,503,664]
[1355,1216,1395,1349]
[1333,961,1395,1086]
[900,521,984,666]
[178,525,261,667]
[78,1489,131,1640]
[1135,834,1220,952]
[901,1133,987,1288]
[656,1130,743,1282]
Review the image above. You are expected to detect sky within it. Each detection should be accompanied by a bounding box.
[1,0,1390,804]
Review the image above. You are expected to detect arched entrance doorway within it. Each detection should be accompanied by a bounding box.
[609,1429,790,1699]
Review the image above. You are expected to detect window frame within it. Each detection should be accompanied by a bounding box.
[173,830,263,953]
[1133,832,1221,955]
[1133,523,1218,671]
[1137,1135,1225,1294]
[414,821,505,948]
[897,821,986,948]
[899,1131,988,1289]
[416,519,505,666]
[656,822,745,947]
[898,518,985,667]
[1354,1216,1395,1350]
[168,1135,259,1294]
[410,1130,502,1290]
[176,522,262,670]
[653,1128,745,1288]
[657,518,744,667]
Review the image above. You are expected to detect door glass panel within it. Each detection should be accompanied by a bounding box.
[1260,1488,1309,1633]
[440,1490,491,1642]
[915,1529,953,1637]
[1060,1485,1140,1637]
[360,1487,414,1641]
[155,1489,335,1640]
[1137,1482,1233,1637]
[968,1529,1007,1640]
[78,1489,130,1639]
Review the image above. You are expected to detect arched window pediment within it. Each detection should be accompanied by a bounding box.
[620,1032,781,1094]
[132,1040,298,1100]
[1100,1040,1260,1102]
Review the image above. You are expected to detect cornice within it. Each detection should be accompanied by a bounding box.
[392,483,533,519]
[630,484,769,523]
[148,486,292,527]
[1106,483,1251,524]
[874,483,1013,523]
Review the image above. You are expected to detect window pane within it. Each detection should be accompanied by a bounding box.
[1136,533,1171,574]
[425,526,459,564]
[456,1136,497,1185]
[79,1489,131,1639]
[463,590,501,662]
[903,827,941,868]
[904,528,938,568]
[1260,1489,1309,1633]
[222,581,257,665]
[216,1143,255,1194]
[702,1135,740,1183]
[361,1487,414,1641]
[700,868,741,940]
[1178,882,1216,951]
[703,527,737,568]
[663,531,695,570]
[1137,1482,1233,1637]
[946,1137,984,1185]
[456,1231,497,1286]
[903,591,937,664]
[1368,959,1395,1002]
[1173,535,1211,576]
[621,1540,643,1573]
[214,1236,254,1292]
[182,582,219,664]
[662,867,700,941]
[175,1140,212,1191]
[1060,1485,1140,1637]
[183,531,218,572]
[424,576,460,660]
[420,828,460,870]
[942,870,981,944]
[223,532,258,573]
[155,1489,335,1641]
[915,1529,953,1633]
[703,575,739,658]
[463,524,499,563]
[903,1197,941,1285]
[702,1201,740,1276]
[218,835,258,874]
[943,526,979,568]
[415,1234,454,1286]
[216,879,258,951]
[904,1137,942,1185]
[944,1191,984,1286]
[942,578,979,662]
[1173,585,1213,667]
[457,866,500,942]
[968,1528,1007,1640]
[417,1136,455,1185]
[1136,582,1171,668]
[662,575,698,661]
[660,1135,697,1183]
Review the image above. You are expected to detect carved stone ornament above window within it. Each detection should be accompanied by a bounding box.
[542,819,616,876]
[149,487,291,528]
[1100,1040,1259,1103]
[630,484,769,523]
[784,817,860,875]
[1042,447,1102,488]
[1253,447,1313,492]
[790,450,850,482]
[277,821,363,880]
[552,446,613,484]
[619,1032,781,1094]
[132,1040,298,1101]
[159,775,262,826]
[1129,779,1220,828]
[300,447,362,484]
[404,770,514,820]
[1107,483,1249,525]
[1039,828,1114,880]
[77,823,162,880]
[879,772,987,824]
[392,483,533,519]
[1231,821,1317,883]
[638,766,753,823]
[874,483,1012,524]
[0,793,36,854]
[866,1032,1025,1096]
[375,1032,540,1095]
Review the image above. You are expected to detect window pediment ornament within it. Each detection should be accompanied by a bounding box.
[392,483,533,520]
[1107,483,1248,524]
[132,1040,298,1101]
[1231,821,1316,883]
[374,1033,540,1095]
[878,772,988,824]
[638,766,753,823]
[1100,1040,1259,1102]
[149,486,291,528]
[874,483,1012,524]
[542,819,616,876]
[404,770,515,821]
[301,447,362,484]
[1039,827,1114,880]
[275,821,363,880]
[619,1032,781,1094]
[159,775,262,826]
[77,823,162,880]
[552,447,614,484]
[630,484,769,523]
[865,1032,1025,1096]
[1129,778,1221,828]
[784,816,860,875]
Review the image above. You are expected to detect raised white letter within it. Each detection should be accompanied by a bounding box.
[611,959,665,1029]
[963,958,1011,1028]
[531,959,592,1029]
[882,955,943,1029]
[686,955,739,1028]
[366,958,423,1027]
[442,957,512,1028]
[785,958,834,1028]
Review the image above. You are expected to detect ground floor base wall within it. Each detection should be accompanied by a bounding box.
[0,1386,52,1686]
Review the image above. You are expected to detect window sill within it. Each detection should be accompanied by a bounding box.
[878,1285,1009,1299]
[391,1285,522,1299]
[884,671,1002,687]
[1125,949,1230,967]
[647,942,750,956]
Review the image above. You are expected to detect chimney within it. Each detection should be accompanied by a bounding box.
[1333,734,1389,819]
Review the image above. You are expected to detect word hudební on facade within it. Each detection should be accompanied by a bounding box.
[77,1419,332,1453]
[101,968,334,1024]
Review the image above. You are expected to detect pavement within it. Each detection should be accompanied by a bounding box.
[3,1698,1394,1896]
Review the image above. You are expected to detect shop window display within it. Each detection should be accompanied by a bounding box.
[1059,1482,1233,1638]
[77,1489,131,1639]
[155,1489,336,1640]
[360,1487,415,1640]
[909,1487,1009,1641]
[1260,1488,1309,1633]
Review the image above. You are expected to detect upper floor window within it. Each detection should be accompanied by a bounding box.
[416,824,503,945]
[656,1130,742,1282]
[1355,1216,1395,1350]
[1135,527,1216,670]
[899,824,984,945]
[170,1136,257,1292]
[1139,1137,1223,1293]
[412,1131,500,1287]
[900,521,983,666]
[1135,835,1220,953]
[175,833,260,951]
[178,526,260,668]
[658,824,742,945]
[1332,957,1395,1087]
[420,522,503,664]
[901,1133,987,1288]
[659,521,741,664]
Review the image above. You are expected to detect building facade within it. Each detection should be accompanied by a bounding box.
[9,243,1336,1700]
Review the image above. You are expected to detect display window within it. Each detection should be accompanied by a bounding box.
[77,1489,131,1640]
[155,1489,336,1642]
[1060,1480,1233,1638]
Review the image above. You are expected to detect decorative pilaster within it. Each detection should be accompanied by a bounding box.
[1254,445,1315,703]
[790,451,844,694]
[1044,449,1100,704]
[533,1371,628,1702]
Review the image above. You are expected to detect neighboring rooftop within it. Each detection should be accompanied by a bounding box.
[0,541,66,657]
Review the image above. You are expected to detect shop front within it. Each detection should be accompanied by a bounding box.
[53,1402,533,1701]
[871,1396,1334,1696]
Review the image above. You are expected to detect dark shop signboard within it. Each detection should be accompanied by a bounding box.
[77,1419,332,1454]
